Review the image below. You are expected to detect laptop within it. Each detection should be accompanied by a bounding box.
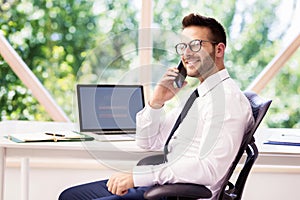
[76,84,145,141]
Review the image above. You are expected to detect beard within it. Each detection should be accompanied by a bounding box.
[185,50,217,80]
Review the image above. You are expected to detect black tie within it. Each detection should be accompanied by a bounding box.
[163,89,199,162]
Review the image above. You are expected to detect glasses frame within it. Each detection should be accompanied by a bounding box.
[175,39,218,55]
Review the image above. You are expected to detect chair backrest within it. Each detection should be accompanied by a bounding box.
[218,91,272,200]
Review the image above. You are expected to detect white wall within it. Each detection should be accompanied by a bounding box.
[5,164,115,200]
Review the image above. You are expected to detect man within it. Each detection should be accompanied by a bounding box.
[59,13,254,200]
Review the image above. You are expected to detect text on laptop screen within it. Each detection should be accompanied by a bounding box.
[77,85,145,132]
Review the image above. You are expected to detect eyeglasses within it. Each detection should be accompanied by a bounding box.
[175,39,218,55]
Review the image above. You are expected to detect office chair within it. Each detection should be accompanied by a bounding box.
[137,91,272,200]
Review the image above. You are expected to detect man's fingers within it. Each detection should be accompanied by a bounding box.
[160,68,180,87]
[106,178,113,193]
[165,68,179,78]
[107,178,118,194]
[116,185,127,196]
[111,181,118,195]
[107,176,118,194]
[107,174,132,196]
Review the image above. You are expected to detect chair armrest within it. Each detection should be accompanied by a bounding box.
[137,154,165,166]
[144,183,212,200]
[137,155,212,199]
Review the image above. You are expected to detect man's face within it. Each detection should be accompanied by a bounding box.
[181,26,217,81]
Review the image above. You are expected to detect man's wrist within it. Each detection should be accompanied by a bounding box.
[149,100,164,109]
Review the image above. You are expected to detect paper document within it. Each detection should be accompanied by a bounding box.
[5,131,94,143]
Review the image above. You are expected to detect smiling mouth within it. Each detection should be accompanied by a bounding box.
[185,59,200,65]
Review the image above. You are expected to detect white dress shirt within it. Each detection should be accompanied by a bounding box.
[133,69,254,200]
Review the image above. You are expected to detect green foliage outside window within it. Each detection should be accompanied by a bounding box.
[0,0,299,128]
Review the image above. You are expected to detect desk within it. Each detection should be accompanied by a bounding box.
[1,121,300,200]
[255,128,300,166]
[0,121,159,200]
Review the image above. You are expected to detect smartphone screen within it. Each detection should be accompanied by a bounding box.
[174,60,187,88]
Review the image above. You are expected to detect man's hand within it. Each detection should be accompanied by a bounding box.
[106,172,134,196]
[149,67,187,109]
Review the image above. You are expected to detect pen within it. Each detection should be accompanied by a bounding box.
[45,132,65,137]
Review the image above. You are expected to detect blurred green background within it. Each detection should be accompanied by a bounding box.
[0,0,299,128]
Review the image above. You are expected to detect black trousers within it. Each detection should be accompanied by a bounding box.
[58,179,151,200]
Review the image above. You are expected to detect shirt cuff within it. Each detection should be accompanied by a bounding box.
[142,103,164,121]
[132,165,156,186]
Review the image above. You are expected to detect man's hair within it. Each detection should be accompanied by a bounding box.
[182,13,227,47]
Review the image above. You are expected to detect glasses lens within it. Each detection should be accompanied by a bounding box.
[176,43,186,54]
[190,40,201,52]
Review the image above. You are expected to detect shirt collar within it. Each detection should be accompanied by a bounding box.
[197,69,230,97]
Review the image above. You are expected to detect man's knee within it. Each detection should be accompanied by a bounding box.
[58,188,68,200]
[58,187,80,200]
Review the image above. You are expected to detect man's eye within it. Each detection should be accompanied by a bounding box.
[190,41,200,46]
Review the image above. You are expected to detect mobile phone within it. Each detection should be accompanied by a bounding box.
[174,60,187,88]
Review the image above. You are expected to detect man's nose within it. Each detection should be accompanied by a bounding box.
[183,45,193,56]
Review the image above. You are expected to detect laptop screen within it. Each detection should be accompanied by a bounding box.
[77,84,145,133]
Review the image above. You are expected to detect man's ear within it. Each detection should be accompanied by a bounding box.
[215,43,225,57]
